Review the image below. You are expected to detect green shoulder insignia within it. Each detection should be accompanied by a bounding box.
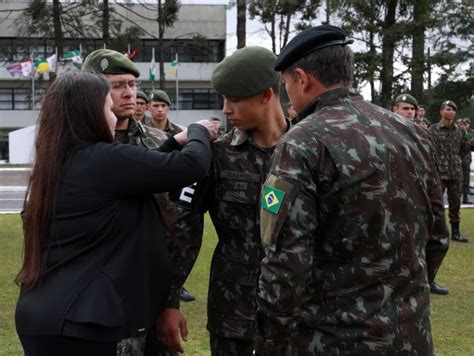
[262,185,285,215]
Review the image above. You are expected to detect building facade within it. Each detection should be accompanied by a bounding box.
[0,2,226,162]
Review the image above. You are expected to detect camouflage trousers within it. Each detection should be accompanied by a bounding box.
[441,178,462,223]
[462,163,471,194]
[117,334,146,356]
[210,333,255,356]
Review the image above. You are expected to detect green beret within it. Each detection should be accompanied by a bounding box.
[464,118,471,124]
[212,46,279,98]
[149,90,171,106]
[82,49,140,77]
[395,93,418,109]
[274,25,353,71]
[136,91,149,103]
[441,100,457,111]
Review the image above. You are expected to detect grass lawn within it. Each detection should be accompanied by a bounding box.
[1,211,473,355]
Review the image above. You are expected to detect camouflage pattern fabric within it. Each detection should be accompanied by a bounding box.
[114,118,168,147]
[210,333,255,356]
[117,334,146,356]
[429,122,470,181]
[440,178,463,222]
[203,125,288,344]
[462,128,474,194]
[429,122,470,222]
[164,120,183,137]
[257,87,449,355]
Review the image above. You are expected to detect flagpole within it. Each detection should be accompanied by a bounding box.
[175,53,179,118]
[152,48,155,91]
[31,51,35,111]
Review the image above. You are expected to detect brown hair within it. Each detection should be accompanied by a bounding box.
[16,71,112,289]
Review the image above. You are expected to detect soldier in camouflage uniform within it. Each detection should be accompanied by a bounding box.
[257,25,449,355]
[393,93,418,122]
[459,118,474,204]
[148,90,183,136]
[429,101,470,242]
[187,46,289,355]
[135,91,152,126]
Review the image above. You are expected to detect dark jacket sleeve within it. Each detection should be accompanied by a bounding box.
[96,123,211,196]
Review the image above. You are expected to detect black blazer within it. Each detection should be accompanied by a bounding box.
[16,124,211,341]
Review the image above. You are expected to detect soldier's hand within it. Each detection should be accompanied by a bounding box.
[156,308,188,353]
[195,119,219,141]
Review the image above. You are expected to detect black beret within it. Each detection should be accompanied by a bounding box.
[149,90,171,106]
[82,49,140,77]
[274,25,353,71]
[212,46,279,98]
[136,91,149,103]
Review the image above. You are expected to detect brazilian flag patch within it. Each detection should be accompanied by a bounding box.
[262,185,285,215]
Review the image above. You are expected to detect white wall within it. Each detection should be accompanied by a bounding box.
[9,125,36,164]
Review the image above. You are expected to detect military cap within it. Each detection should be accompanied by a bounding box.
[441,100,457,111]
[82,49,140,77]
[149,90,171,106]
[395,93,418,109]
[274,25,354,71]
[136,91,149,103]
[212,46,279,98]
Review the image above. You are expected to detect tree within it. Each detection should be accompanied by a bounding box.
[237,0,247,49]
[15,0,99,57]
[248,0,320,55]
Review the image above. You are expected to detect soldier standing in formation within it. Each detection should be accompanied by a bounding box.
[429,101,470,243]
[459,118,474,204]
[256,25,449,355]
[393,93,418,122]
[148,90,183,136]
[134,91,152,125]
[186,46,290,355]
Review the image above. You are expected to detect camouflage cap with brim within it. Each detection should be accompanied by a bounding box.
[82,49,140,78]
[149,90,171,106]
[395,93,418,109]
[212,46,280,98]
[136,91,149,103]
[441,100,457,111]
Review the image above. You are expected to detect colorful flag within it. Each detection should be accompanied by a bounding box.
[149,55,156,81]
[21,61,33,77]
[169,58,179,76]
[34,59,49,73]
[6,63,22,77]
[125,48,139,60]
[47,54,57,73]
[64,50,82,68]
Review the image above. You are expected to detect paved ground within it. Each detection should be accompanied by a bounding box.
[1,168,474,214]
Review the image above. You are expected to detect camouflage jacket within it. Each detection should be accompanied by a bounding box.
[257,88,448,355]
[429,121,470,180]
[203,123,289,340]
[115,117,167,147]
[462,128,474,165]
[164,120,183,137]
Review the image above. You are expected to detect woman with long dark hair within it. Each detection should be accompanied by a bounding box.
[15,71,215,355]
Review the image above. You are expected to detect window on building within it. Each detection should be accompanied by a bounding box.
[0,88,46,110]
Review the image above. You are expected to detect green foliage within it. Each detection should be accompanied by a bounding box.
[248,0,320,54]
[1,211,474,354]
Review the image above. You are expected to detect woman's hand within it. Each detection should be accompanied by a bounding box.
[195,119,220,141]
